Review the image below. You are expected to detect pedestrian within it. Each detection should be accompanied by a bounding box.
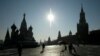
[18,44,22,56]
[68,43,77,55]
[40,43,45,53]
[42,43,45,51]
[64,44,67,50]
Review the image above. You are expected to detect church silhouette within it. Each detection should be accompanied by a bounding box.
[4,13,38,48]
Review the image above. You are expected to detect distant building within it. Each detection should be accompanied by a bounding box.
[47,36,51,45]
[69,30,72,36]
[76,5,89,43]
[18,13,38,47]
[89,29,100,44]
[52,5,90,44]
[4,13,38,48]
[57,31,61,40]
[51,5,100,45]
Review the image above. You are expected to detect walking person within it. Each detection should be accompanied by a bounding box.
[68,43,77,55]
[64,44,67,51]
[18,44,22,56]
[42,43,45,51]
[40,43,45,53]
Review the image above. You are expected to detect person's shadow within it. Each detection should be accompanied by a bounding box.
[72,54,80,56]
[71,52,80,56]
[40,50,44,54]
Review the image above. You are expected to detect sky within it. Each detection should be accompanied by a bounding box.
[0,0,100,42]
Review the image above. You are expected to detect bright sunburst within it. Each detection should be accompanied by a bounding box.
[48,13,54,22]
[47,8,55,36]
[47,8,54,23]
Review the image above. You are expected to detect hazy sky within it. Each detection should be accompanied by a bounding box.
[0,0,100,42]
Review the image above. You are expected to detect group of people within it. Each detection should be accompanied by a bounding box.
[41,43,78,55]
[68,43,77,55]
[17,43,78,56]
[62,43,77,55]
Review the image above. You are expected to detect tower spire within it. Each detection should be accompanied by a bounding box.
[23,13,26,24]
[23,13,26,19]
[81,4,84,13]
[20,13,27,32]
[69,30,72,36]
[58,30,61,39]
[4,29,11,46]
[80,4,86,23]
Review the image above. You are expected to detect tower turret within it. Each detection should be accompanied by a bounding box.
[11,24,17,40]
[48,36,51,42]
[11,24,16,31]
[27,26,33,38]
[69,30,72,36]
[20,13,27,34]
[28,26,33,32]
[4,29,11,47]
[79,4,86,24]
[58,30,61,39]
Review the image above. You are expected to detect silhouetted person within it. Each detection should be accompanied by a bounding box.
[68,43,77,55]
[17,44,22,56]
[40,43,45,53]
[64,44,67,50]
[42,43,45,51]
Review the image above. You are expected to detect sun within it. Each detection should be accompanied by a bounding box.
[48,13,54,22]
[47,8,54,22]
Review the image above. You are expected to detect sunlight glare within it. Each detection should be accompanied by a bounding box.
[47,8,54,23]
[48,13,54,22]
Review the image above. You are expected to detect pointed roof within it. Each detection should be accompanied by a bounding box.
[69,30,72,35]
[48,36,51,42]
[20,13,27,31]
[4,29,11,44]
[22,13,27,25]
[6,29,10,39]
[80,4,86,23]
[81,4,84,13]
[58,30,61,39]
